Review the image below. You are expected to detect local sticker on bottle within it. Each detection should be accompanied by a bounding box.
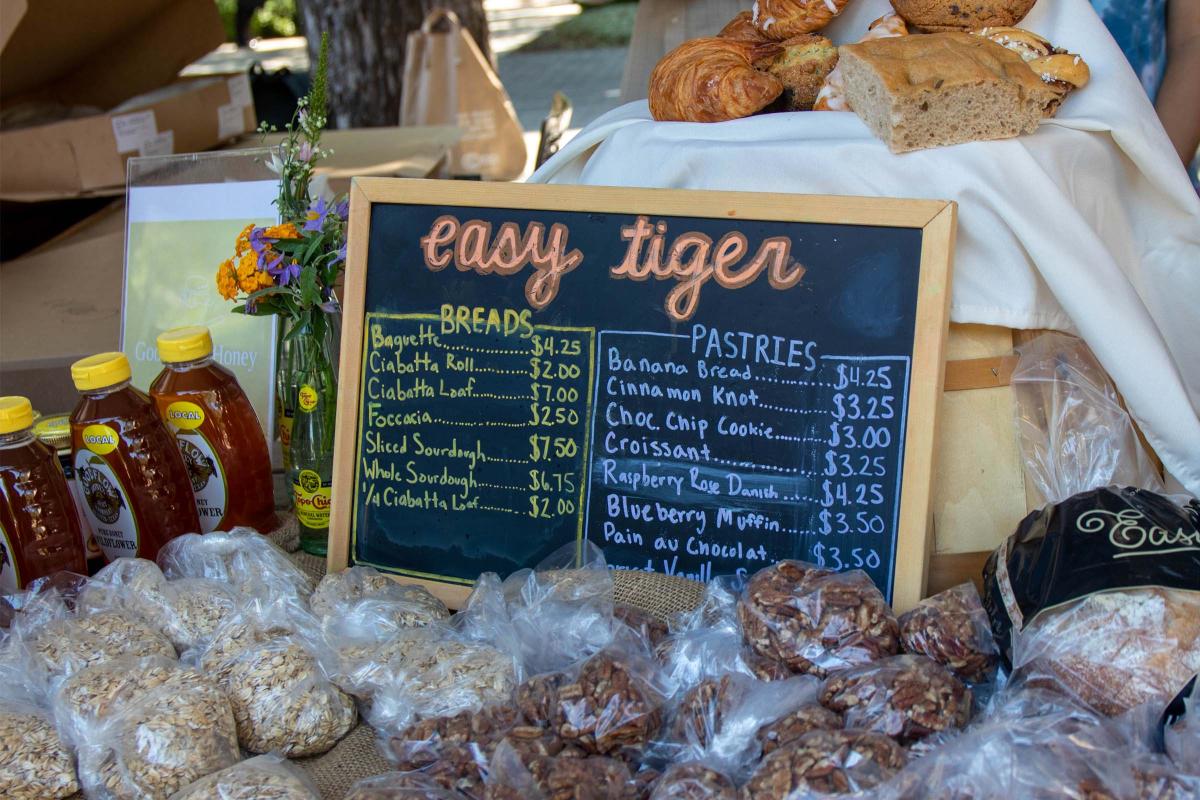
[293,469,332,529]
[82,424,120,455]
[298,385,319,413]
[165,401,206,431]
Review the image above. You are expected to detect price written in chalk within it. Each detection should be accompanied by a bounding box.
[811,542,883,570]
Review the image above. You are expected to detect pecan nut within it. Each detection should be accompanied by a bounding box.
[898,583,997,682]
[737,562,899,678]
[648,763,735,800]
[756,704,844,755]
[742,729,906,798]
[818,655,971,742]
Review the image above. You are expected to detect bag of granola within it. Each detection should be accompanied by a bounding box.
[0,694,79,799]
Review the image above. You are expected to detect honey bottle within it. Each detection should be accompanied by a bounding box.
[150,326,278,533]
[0,397,88,591]
[70,352,200,561]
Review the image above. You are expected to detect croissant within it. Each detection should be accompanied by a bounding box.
[752,0,853,39]
[649,38,783,122]
[718,11,771,43]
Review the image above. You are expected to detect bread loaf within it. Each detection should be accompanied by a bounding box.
[838,32,1056,152]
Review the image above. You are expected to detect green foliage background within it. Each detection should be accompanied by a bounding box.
[215,0,299,40]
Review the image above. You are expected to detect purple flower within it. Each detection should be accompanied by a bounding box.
[335,198,349,220]
[334,242,347,263]
[297,141,314,162]
[249,227,270,254]
[304,196,330,233]
[268,256,302,286]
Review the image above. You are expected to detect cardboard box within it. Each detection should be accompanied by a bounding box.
[0,0,253,200]
[0,204,126,412]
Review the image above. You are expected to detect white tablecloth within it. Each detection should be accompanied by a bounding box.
[529,0,1200,496]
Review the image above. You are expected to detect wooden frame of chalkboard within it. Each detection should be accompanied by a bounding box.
[329,177,956,612]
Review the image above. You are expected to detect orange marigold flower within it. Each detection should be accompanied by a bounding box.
[234,224,255,256]
[216,258,239,300]
[265,222,300,240]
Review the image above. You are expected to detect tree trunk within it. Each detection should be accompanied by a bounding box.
[298,0,492,129]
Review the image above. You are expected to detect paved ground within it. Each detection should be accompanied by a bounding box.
[186,1,627,134]
[498,46,625,131]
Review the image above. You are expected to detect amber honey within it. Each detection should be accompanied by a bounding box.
[70,353,200,562]
[0,397,87,590]
[150,327,278,533]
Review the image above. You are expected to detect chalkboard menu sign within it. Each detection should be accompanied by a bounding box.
[329,179,956,611]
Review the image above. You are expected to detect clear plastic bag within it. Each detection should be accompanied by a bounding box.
[194,598,356,757]
[169,753,320,799]
[1165,679,1199,772]
[160,578,241,652]
[310,566,449,626]
[653,673,820,779]
[76,558,175,631]
[157,528,313,601]
[367,629,520,748]
[501,541,615,676]
[737,561,899,678]
[818,654,972,743]
[741,728,907,799]
[0,696,79,800]
[881,688,1137,799]
[648,762,737,800]
[345,772,472,799]
[897,583,997,683]
[382,703,528,772]
[483,738,635,800]
[1008,584,1200,717]
[1011,332,1163,505]
[64,658,239,800]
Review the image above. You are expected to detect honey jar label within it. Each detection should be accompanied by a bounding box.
[0,523,19,593]
[293,469,331,529]
[81,424,120,456]
[173,432,228,533]
[73,452,139,560]
[164,401,206,431]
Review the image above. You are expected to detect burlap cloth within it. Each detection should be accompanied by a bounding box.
[279,532,706,798]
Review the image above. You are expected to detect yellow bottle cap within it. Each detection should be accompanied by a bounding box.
[0,396,35,434]
[157,326,214,364]
[71,352,132,392]
[33,413,72,449]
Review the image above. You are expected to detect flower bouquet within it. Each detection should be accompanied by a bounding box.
[216,35,342,554]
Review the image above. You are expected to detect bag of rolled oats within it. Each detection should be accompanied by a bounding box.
[310,566,449,625]
[62,657,239,800]
[169,753,320,800]
[0,696,79,800]
[194,598,356,758]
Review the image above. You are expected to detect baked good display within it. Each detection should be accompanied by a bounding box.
[897,582,998,681]
[737,561,899,677]
[742,729,907,797]
[756,703,844,754]
[751,0,854,39]
[757,35,839,111]
[837,32,1058,152]
[889,0,1038,31]
[647,4,1086,139]
[649,38,783,123]
[818,655,972,742]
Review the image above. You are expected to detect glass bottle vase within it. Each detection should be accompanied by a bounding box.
[285,317,338,555]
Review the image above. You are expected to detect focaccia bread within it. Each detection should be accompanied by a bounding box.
[838,32,1057,152]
